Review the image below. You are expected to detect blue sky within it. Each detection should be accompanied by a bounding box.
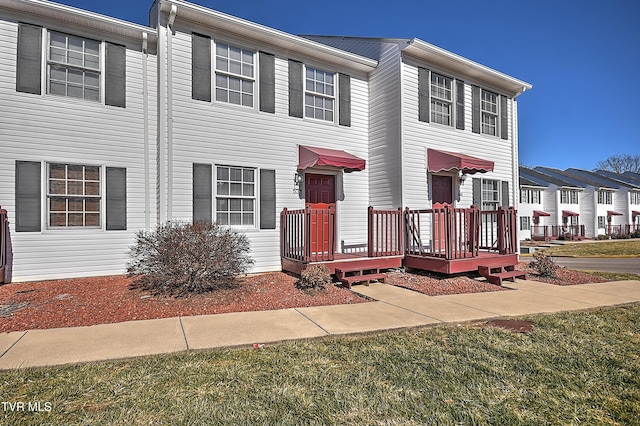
[58,0,639,170]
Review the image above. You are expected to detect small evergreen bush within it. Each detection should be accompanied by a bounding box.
[296,264,332,291]
[127,221,254,296]
[528,250,558,278]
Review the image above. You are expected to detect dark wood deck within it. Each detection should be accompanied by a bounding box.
[404,252,519,274]
[282,252,403,275]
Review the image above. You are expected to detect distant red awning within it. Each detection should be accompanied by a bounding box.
[607,210,623,216]
[633,211,640,218]
[427,148,494,175]
[298,145,365,173]
[562,210,579,217]
[533,210,551,217]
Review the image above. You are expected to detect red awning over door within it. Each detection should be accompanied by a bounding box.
[607,210,623,216]
[427,148,494,175]
[533,210,551,217]
[298,145,366,173]
[562,210,579,217]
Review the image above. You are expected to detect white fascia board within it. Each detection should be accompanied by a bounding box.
[403,38,532,96]
[0,0,157,44]
[157,0,378,73]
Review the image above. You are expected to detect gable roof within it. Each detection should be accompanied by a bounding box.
[153,0,378,73]
[534,167,604,189]
[520,167,577,188]
[567,168,639,190]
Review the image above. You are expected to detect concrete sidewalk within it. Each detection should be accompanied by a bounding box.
[1,279,638,369]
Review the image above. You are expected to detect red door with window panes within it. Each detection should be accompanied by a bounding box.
[305,174,335,254]
[431,175,453,253]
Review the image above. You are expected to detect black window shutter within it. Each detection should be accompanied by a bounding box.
[16,23,42,95]
[15,161,41,232]
[500,95,508,140]
[418,67,430,123]
[471,86,481,134]
[105,43,126,108]
[259,51,275,113]
[259,169,276,229]
[288,60,303,118]
[193,163,212,223]
[192,33,211,102]
[106,167,127,230]
[472,178,481,207]
[338,73,351,127]
[456,80,465,130]
[501,181,510,207]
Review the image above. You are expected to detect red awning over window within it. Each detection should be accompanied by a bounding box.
[533,210,551,217]
[298,145,366,173]
[607,210,623,216]
[562,210,579,217]
[427,148,494,175]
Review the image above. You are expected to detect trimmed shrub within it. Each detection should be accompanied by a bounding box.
[529,250,559,278]
[127,221,254,296]
[296,264,332,291]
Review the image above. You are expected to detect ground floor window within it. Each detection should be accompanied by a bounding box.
[48,163,100,227]
[482,179,500,211]
[597,216,606,229]
[216,165,255,226]
[519,216,531,231]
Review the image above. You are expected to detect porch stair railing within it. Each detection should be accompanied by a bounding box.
[0,206,7,284]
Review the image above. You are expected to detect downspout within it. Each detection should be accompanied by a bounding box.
[142,32,150,230]
[166,4,177,220]
[156,7,166,223]
[398,49,405,209]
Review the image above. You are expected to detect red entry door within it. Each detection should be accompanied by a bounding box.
[305,174,336,255]
[431,175,453,254]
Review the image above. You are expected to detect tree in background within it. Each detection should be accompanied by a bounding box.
[595,155,640,173]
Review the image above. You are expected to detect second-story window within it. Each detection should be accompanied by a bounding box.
[48,31,100,101]
[481,89,498,136]
[215,43,255,107]
[561,189,579,204]
[305,67,334,122]
[430,73,452,125]
[597,190,612,204]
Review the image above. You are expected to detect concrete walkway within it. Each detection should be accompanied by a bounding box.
[1,279,638,369]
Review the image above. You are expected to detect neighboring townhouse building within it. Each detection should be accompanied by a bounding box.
[517,170,547,241]
[519,167,584,239]
[0,0,158,281]
[593,170,640,232]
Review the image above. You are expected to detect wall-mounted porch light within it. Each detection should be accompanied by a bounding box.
[293,172,303,194]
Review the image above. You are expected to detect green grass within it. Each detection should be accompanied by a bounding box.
[582,270,640,281]
[2,305,640,425]
[544,240,640,257]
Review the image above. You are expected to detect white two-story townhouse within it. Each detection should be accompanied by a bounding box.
[150,1,377,273]
[303,37,531,227]
[565,168,639,236]
[0,0,158,282]
[520,167,584,239]
[596,170,640,230]
[517,170,547,241]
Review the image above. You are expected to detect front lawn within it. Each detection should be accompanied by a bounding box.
[543,239,640,257]
[2,304,639,425]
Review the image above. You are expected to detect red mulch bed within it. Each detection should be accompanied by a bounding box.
[0,263,610,333]
[0,273,367,333]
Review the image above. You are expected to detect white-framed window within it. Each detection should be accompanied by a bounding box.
[48,31,100,101]
[430,73,452,126]
[481,89,498,136]
[519,216,531,231]
[482,179,500,211]
[597,216,606,229]
[47,163,101,227]
[520,188,541,204]
[215,165,256,226]
[631,192,640,205]
[561,189,579,204]
[305,66,335,122]
[215,42,255,107]
[597,190,612,204]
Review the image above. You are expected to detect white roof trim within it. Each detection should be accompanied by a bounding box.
[0,0,157,43]
[157,0,378,73]
[403,39,532,96]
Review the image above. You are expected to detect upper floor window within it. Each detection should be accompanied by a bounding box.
[48,31,100,101]
[631,192,640,205]
[48,163,101,228]
[561,189,579,204]
[430,73,452,125]
[520,188,541,204]
[481,89,498,136]
[597,190,612,204]
[305,67,335,122]
[215,43,255,107]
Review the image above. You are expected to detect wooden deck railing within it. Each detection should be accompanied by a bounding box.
[478,207,518,255]
[0,206,7,284]
[280,206,336,262]
[368,207,403,257]
[550,225,585,240]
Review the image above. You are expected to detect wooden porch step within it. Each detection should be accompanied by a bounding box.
[335,267,386,289]
[478,265,527,286]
